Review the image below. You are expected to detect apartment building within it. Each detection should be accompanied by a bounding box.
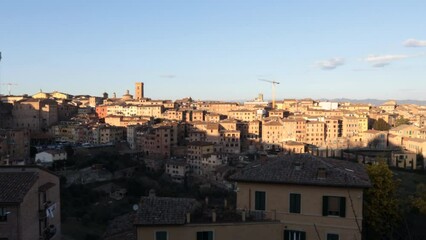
[230,154,370,240]
[136,125,174,158]
[305,121,326,147]
[127,194,282,240]
[187,141,214,175]
[0,166,61,240]
[163,109,186,121]
[165,159,189,183]
[262,120,283,150]
[12,99,59,132]
[229,109,257,122]
[325,117,342,143]
[0,102,13,128]
[0,128,30,165]
[92,125,126,144]
[359,130,388,148]
[221,130,240,154]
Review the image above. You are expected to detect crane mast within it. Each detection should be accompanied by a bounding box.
[258,79,280,109]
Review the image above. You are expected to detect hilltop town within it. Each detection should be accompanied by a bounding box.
[1,82,426,240]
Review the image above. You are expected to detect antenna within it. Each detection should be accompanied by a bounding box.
[258,79,280,109]
[1,83,18,95]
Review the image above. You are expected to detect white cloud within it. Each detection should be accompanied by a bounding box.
[316,57,345,70]
[403,39,426,47]
[364,54,408,68]
[159,74,176,78]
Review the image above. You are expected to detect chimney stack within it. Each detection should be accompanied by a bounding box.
[186,213,191,223]
[212,210,216,223]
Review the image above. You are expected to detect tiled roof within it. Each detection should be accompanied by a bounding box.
[135,197,198,225]
[0,172,38,203]
[229,154,371,188]
[104,213,136,240]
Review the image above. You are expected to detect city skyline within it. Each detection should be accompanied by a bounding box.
[1,0,426,100]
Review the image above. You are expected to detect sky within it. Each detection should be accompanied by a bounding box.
[1,0,426,101]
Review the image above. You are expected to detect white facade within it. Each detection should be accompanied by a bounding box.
[35,150,67,164]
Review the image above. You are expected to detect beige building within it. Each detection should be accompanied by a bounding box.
[305,121,325,147]
[229,109,257,122]
[262,120,283,150]
[359,130,388,148]
[12,99,59,132]
[165,159,189,183]
[0,166,61,240]
[92,125,126,144]
[187,141,214,175]
[0,128,30,165]
[231,154,370,240]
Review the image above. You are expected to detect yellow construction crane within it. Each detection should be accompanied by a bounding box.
[1,82,18,95]
[259,79,280,109]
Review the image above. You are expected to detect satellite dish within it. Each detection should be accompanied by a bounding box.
[132,204,139,211]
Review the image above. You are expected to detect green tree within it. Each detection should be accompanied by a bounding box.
[395,117,410,127]
[412,183,426,215]
[372,118,391,131]
[364,161,401,239]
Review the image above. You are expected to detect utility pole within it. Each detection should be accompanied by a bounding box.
[259,79,280,109]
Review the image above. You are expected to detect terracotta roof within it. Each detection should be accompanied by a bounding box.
[135,197,198,225]
[229,154,371,188]
[0,172,38,203]
[104,213,137,240]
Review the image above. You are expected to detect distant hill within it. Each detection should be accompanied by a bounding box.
[319,98,426,106]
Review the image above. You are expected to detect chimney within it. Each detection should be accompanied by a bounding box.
[205,197,209,205]
[212,210,216,223]
[242,210,246,222]
[317,167,327,179]
[186,212,191,223]
[148,189,156,198]
[294,161,302,170]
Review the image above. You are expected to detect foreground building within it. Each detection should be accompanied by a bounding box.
[230,154,371,240]
[0,166,61,240]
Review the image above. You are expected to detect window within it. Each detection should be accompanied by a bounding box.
[255,191,266,211]
[197,231,213,240]
[284,230,306,240]
[323,196,346,217]
[155,231,167,240]
[289,193,301,213]
[327,233,339,240]
[0,207,8,222]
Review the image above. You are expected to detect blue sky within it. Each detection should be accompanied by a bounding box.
[1,0,426,101]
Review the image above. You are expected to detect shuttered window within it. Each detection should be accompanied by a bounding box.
[289,193,301,213]
[284,230,306,240]
[255,191,266,211]
[322,196,346,217]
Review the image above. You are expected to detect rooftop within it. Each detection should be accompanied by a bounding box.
[229,154,371,188]
[0,172,38,203]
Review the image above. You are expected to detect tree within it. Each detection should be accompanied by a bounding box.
[372,118,391,131]
[395,117,410,127]
[412,183,426,215]
[364,161,401,239]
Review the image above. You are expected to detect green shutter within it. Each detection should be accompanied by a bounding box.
[290,193,301,213]
[322,196,329,216]
[255,191,266,210]
[339,197,346,217]
[301,231,306,240]
[296,194,301,213]
[284,230,289,240]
